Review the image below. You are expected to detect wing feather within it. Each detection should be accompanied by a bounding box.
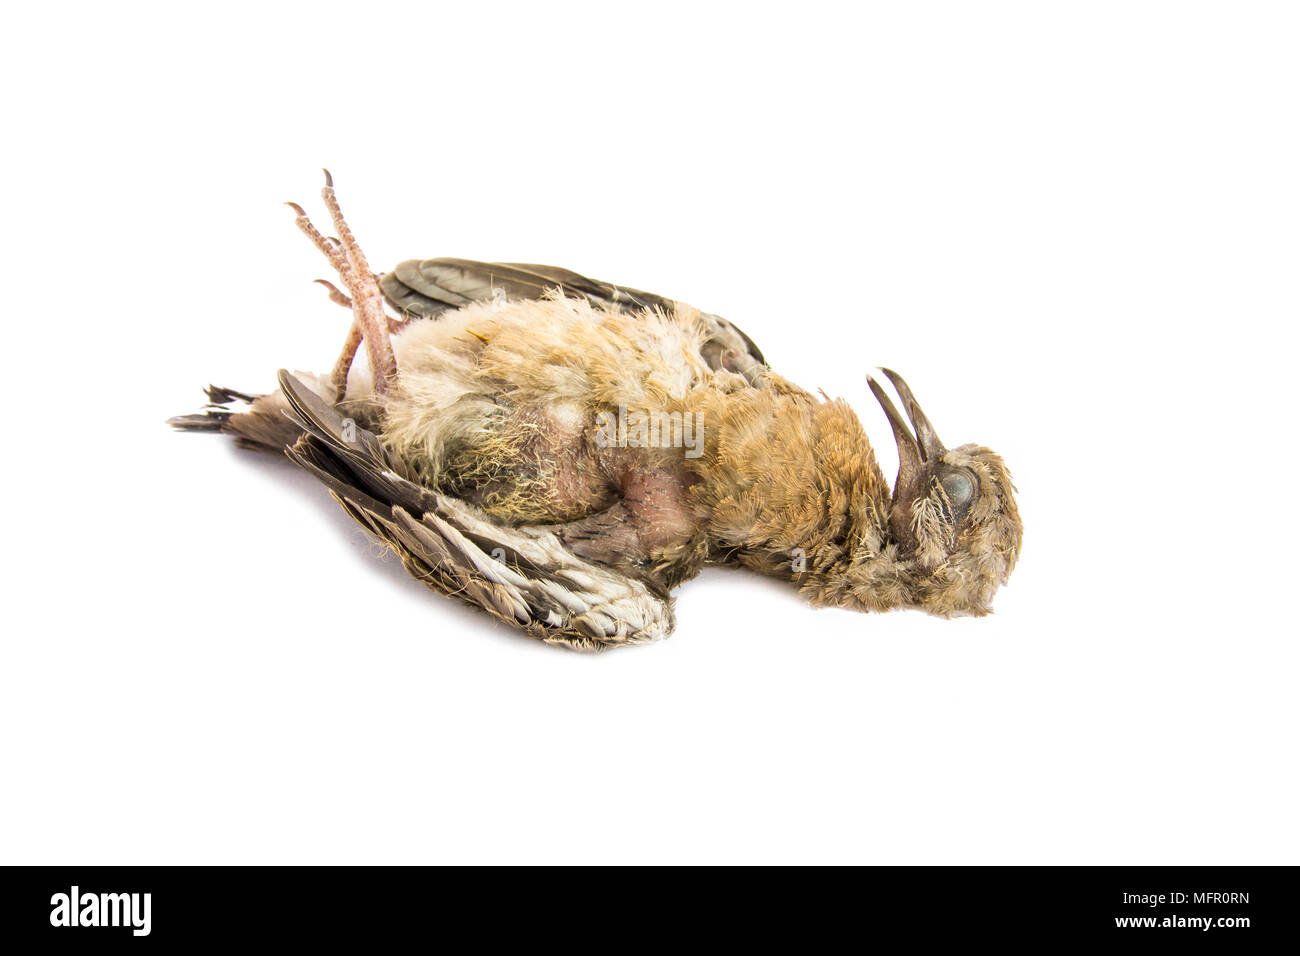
[277,370,673,649]
[380,256,767,374]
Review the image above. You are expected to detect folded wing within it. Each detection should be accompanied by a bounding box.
[277,370,674,650]
[381,257,767,379]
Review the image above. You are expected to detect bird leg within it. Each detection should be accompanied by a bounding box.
[310,279,365,402]
[312,279,414,402]
[287,171,398,400]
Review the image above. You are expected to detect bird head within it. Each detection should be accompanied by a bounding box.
[858,368,1022,616]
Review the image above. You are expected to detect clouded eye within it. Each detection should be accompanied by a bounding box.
[940,472,974,511]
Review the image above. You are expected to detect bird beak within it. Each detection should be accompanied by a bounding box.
[877,368,945,461]
[867,369,947,545]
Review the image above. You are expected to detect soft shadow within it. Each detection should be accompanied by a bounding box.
[215,442,558,655]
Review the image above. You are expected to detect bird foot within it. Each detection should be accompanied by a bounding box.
[286,171,398,402]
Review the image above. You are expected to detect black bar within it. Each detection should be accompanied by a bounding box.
[0,866,1291,946]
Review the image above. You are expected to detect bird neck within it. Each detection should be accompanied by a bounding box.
[693,379,894,575]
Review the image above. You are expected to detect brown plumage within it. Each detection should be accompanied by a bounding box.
[171,174,1022,650]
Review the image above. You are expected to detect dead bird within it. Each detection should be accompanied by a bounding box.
[171,173,1022,650]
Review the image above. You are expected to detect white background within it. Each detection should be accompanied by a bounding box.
[2,2,1296,864]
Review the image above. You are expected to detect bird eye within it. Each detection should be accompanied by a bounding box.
[940,472,974,511]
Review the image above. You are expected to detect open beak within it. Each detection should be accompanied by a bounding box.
[867,368,947,544]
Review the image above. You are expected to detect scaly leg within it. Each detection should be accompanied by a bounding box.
[312,279,412,402]
[311,279,366,402]
[286,171,398,399]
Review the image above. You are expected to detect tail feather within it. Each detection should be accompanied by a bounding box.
[168,379,321,452]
